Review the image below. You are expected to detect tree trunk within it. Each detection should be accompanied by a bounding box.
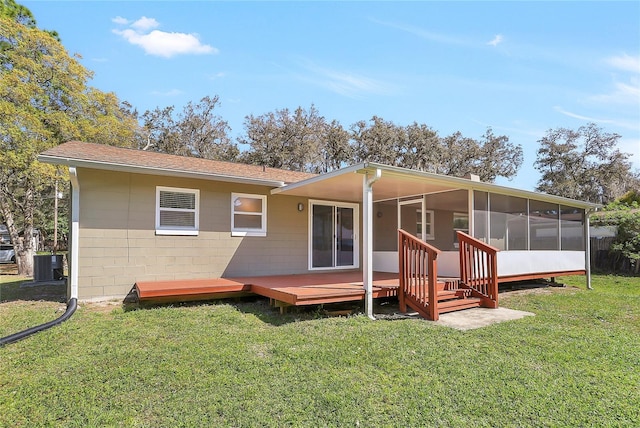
[16,237,34,277]
[0,190,35,277]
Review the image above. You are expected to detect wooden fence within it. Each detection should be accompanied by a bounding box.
[591,237,639,274]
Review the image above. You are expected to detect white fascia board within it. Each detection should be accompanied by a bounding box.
[270,163,368,195]
[38,155,286,188]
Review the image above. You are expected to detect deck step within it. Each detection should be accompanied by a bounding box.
[436,290,459,301]
[135,278,251,300]
[437,297,482,314]
[437,289,473,301]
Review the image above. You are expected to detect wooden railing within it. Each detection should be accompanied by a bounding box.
[457,231,499,308]
[398,229,442,320]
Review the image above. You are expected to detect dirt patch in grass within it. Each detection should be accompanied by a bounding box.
[0,263,18,275]
[80,300,123,314]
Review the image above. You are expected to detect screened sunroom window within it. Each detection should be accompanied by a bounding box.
[560,206,584,250]
[530,200,559,250]
[231,193,267,237]
[156,187,199,235]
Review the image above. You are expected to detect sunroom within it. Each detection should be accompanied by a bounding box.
[273,163,595,278]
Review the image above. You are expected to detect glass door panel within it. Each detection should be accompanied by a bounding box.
[310,202,358,269]
[336,207,354,266]
[312,204,334,268]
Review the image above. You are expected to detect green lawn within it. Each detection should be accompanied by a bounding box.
[1,274,638,427]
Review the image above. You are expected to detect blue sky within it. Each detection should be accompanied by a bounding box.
[24,1,640,191]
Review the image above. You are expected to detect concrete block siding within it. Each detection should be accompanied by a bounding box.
[76,168,311,300]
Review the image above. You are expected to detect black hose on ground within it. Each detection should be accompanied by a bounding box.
[0,298,77,346]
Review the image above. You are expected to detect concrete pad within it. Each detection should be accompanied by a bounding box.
[436,307,535,331]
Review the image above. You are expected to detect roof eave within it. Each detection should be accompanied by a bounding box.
[38,154,287,188]
[361,162,601,209]
[271,161,600,209]
[270,162,368,195]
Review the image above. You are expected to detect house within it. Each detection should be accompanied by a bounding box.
[39,141,599,320]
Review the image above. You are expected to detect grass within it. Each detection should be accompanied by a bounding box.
[1,274,638,427]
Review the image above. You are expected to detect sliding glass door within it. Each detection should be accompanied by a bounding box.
[310,201,359,269]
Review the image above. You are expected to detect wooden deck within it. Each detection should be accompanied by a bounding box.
[135,278,252,301]
[134,271,399,308]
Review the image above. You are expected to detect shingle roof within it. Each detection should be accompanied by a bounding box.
[39,141,317,185]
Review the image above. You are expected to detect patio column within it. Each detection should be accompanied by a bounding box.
[585,208,593,290]
[363,169,381,320]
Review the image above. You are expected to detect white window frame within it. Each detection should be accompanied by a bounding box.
[398,198,434,241]
[231,193,267,237]
[419,209,435,241]
[155,186,199,236]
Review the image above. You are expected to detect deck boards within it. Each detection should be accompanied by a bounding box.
[134,272,399,306]
[135,278,251,299]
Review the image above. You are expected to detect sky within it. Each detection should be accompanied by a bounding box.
[23,1,640,191]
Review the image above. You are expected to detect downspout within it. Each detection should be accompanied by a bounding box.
[363,168,381,320]
[0,167,80,346]
[585,208,595,290]
[68,167,80,301]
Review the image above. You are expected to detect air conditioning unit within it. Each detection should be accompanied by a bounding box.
[33,255,54,282]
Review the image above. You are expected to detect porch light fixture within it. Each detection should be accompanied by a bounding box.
[297,202,305,212]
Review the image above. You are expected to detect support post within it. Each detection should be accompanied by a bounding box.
[585,209,593,290]
[363,169,381,320]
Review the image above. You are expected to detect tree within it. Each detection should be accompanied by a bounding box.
[435,131,482,177]
[320,119,352,173]
[350,116,404,166]
[239,104,330,172]
[474,128,523,182]
[398,122,442,171]
[141,95,238,161]
[593,190,640,274]
[534,123,639,204]
[0,0,35,28]
[0,13,138,275]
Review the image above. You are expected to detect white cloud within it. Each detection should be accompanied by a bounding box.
[554,106,639,132]
[112,16,217,58]
[487,34,504,47]
[297,60,393,98]
[606,53,640,73]
[131,16,160,32]
[370,18,469,46]
[553,106,615,123]
[590,78,640,105]
[588,54,640,106]
[112,16,129,25]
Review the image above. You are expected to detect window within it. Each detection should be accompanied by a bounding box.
[414,209,435,240]
[453,212,469,248]
[560,206,584,250]
[490,194,528,251]
[231,193,267,237]
[156,187,199,235]
[422,210,435,240]
[529,200,559,250]
[399,199,434,241]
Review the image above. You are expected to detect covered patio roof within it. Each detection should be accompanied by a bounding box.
[271,162,600,209]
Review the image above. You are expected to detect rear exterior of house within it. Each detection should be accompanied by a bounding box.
[71,168,320,300]
[40,141,598,303]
